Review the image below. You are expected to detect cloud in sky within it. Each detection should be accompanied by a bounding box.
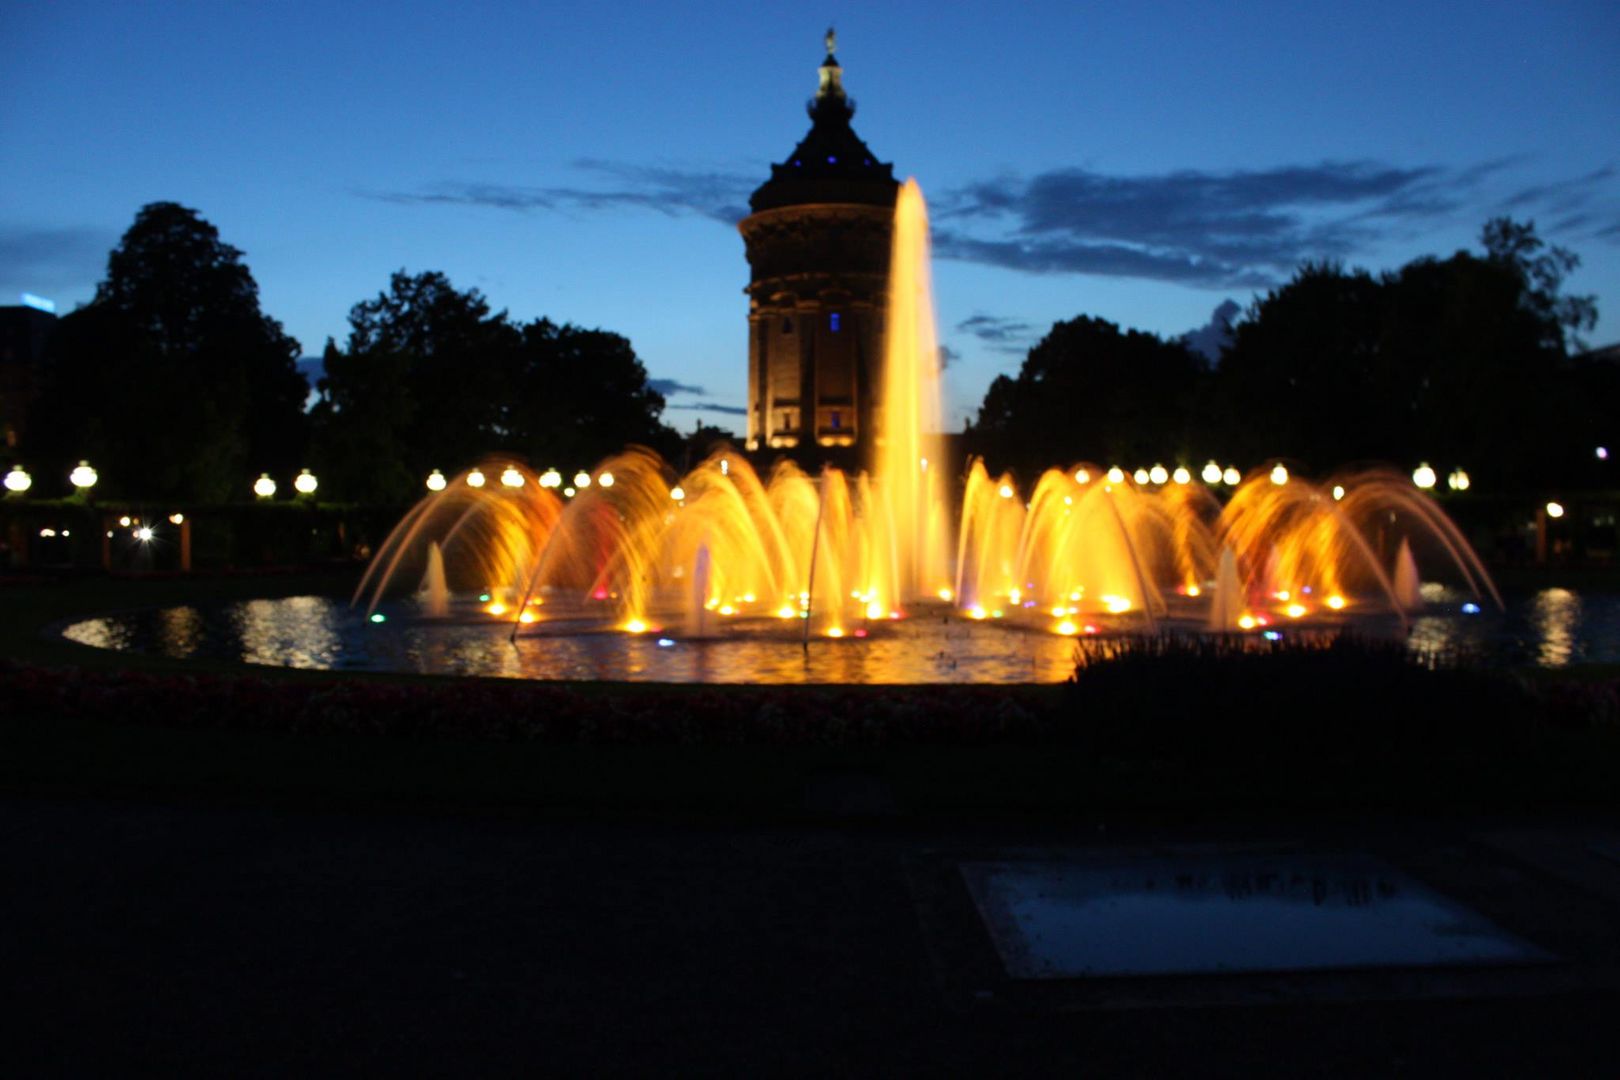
[367,159,753,225]
[954,313,1039,354]
[0,224,116,293]
[370,156,1619,290]
[647,377,707,397]
[665,400,747,416]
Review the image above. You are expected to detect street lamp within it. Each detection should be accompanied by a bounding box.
[500,466,524,488]
[1269,464,1288,486]
[293,469,318,496]
[1447,468,1470,492]
[466,468,486,489]
[2,465,30,493]
[1201,461,1222,484]
[69,461,97,490]
[253,473,277,499]
[425,469,447,492]
[1412,463,1436,490]
[1223,466,1242,486]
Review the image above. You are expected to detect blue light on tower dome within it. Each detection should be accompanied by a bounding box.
[21,293,56,313]
[1461,603,1481,614]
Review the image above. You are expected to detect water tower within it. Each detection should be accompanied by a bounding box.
[739,30,899,457]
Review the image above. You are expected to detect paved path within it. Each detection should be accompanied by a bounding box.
[6,796,1620,1076]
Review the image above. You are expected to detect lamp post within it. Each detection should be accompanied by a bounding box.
[70,461,98,493]
[3,465,30,495]
[293,469,318,497]
[253,473,277,499]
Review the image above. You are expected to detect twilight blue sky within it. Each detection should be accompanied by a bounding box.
[3,0,1617,432]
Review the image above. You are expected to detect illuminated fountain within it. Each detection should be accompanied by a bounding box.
[355,180,1501,655]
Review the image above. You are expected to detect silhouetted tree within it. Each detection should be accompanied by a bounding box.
[967,315,1207,478]
[28,202,306,500]
[311,271,679,502]
[1215,219,1601,486]
[1212,262,1391,468]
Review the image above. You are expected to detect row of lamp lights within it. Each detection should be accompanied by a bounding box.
[8,447,1606,505]
[423,466,626,500]
[0,462,320,498]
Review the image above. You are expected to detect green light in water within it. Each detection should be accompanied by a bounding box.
[369,613,386,624]
[478,593,491,602]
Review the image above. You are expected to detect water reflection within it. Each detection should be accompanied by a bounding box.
[230,596,342,669]
[1530,588,1580,667]
[55,587,1620,683]
[962,853,1549,978]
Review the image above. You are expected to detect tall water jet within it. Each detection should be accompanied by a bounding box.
[1208,546,1243,631]
[1393,538,1423,612]
[420,542,449,618]
[874,179,950,610]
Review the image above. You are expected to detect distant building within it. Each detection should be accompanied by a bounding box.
[739,30,898,456]
[0,303,58,451]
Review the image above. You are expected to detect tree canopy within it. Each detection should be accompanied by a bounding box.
[967,315,1208,479]
[310,271,680,503]
[969,218,1608,489]
[27,202,307,501]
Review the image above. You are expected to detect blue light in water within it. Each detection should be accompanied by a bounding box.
[1263,630,1282,641]
[369,613,387,624]
[1462,602,1481,614]
[478,593,491,602]
[657,638,676,647]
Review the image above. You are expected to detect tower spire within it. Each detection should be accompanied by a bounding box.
[816,26,846,106]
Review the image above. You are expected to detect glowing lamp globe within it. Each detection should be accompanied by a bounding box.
[1201,461,1222,484]
[252,473,276,498]
[3,466,31,493]
[1447,468,1470,492]
[1073,468,1090,484]
[425,469,447,492]
[500,467,524,489]
[573,471,591,489]
[669,485,686,502]
[1269,464,1288,485]
[466,469,486,489]
[1172,466,1191,485]
[1331,485,1346,501]
[1149,464,1169,485]
[1546,501,1565,519]
[293,469,318,495]
[69,461,97,489]
[1412,463,1437,490]
[539,468,561,488]
[1132,468,1149,485]
[1105,467,1125,484]
[1223,466,1241,486]
[598,471,615,489]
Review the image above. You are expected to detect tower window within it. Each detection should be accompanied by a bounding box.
[830,411,842,430]
[781,317,793,334]
[829,312,841,332]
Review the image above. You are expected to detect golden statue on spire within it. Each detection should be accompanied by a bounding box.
[825,27,836,57]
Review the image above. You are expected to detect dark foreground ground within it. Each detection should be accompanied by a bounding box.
[6,794,1620,1077]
